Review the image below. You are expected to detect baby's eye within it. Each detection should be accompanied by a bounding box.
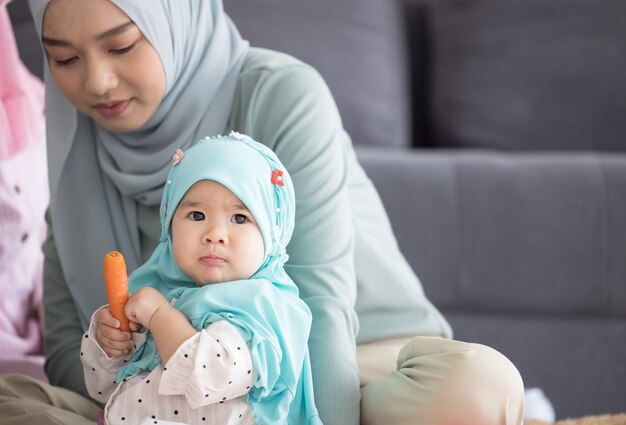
[187,211,205,221]
[231,214,248,224]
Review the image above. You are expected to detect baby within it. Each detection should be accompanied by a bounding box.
[80,133,321,425]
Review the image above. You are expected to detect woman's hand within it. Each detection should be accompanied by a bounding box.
[95,308,135,358]
[124,287,170,330]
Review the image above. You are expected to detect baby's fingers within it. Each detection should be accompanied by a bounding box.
[98,325,132,344]
[95,319,133,356]
[103,345,132,359]
[96,327,133,357]
[96,307,124,331]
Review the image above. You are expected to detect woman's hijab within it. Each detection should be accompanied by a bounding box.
[27,0,249,326]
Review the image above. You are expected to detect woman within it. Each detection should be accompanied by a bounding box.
[0,0,524,423]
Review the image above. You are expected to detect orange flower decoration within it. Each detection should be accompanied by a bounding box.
[271,169,284,186]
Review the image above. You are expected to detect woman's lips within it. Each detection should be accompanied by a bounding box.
[94,99,131,118]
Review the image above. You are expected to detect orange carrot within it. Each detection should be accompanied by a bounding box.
[103,251,131,332]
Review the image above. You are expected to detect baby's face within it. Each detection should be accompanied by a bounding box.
[171,180,264,286]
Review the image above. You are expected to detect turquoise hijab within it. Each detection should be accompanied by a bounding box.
[27,0,249,328]
[118,133,321,425]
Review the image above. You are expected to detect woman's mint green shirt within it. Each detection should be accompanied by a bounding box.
[43,48,451,425]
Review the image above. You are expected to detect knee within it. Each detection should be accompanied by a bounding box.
[361,337,525,425]
[421,340,525,425]
[439,341,524,396]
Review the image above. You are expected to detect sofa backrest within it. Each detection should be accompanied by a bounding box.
[407,0,626,152]
[224,0,411,149]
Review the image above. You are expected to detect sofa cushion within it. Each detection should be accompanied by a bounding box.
[357,147,626,317]
[224,0,410,148]
[428,0,626,151]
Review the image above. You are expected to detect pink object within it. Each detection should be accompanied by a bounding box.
[0,144,48,358]
[0,0,48,380]
[97,410,105,425]
[0,0,45,160]
[172,148,184,165]
[0,357,47,382]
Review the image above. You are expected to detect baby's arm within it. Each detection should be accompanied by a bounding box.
[125,288,255,407]
[81,306,146,403]
[158,320,255,409]
[124,287,196,364]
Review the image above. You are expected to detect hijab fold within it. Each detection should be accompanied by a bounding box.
[28,0,249,327]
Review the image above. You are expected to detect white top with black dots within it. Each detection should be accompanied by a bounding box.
[81,308,256,425]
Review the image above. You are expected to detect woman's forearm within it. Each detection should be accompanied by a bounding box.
[42,210,90,398]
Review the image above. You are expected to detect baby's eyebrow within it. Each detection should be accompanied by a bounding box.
[233,203,249,211]
[178,200,202,209]
[177,200,249,211]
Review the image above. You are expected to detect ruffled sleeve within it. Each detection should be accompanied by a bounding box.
[159,320,254,409]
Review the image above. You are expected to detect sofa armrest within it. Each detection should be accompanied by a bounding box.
[356,147,626,318]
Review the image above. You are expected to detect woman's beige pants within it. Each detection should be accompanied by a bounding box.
[359,336,525,425]
[0,373,99,424]
[0,336,524,424]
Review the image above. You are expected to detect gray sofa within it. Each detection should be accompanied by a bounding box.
[9,0,625,420]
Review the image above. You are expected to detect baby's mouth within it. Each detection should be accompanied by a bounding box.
[199,256,226,265]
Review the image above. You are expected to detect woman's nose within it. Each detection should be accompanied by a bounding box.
[83,59,118,96]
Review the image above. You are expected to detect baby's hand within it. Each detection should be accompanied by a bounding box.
[124,287,169,330]
[95,308,135,358]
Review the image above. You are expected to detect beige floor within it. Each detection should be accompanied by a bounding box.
[525,413,626,425]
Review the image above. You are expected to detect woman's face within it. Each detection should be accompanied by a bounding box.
[42,0,166,133]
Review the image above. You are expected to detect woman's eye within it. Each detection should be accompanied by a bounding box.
[110,43,135,55]
[187,211,205,221]
[231,214,248,224]
[54,57,78,67]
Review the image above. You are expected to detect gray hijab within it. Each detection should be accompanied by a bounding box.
[28,0,249,327]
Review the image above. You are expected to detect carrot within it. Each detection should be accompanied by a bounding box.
[103,251,131,332]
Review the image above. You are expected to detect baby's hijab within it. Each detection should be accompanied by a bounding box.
[118,133,320,425]
[27,0,249,327]
[129,132,297,295]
